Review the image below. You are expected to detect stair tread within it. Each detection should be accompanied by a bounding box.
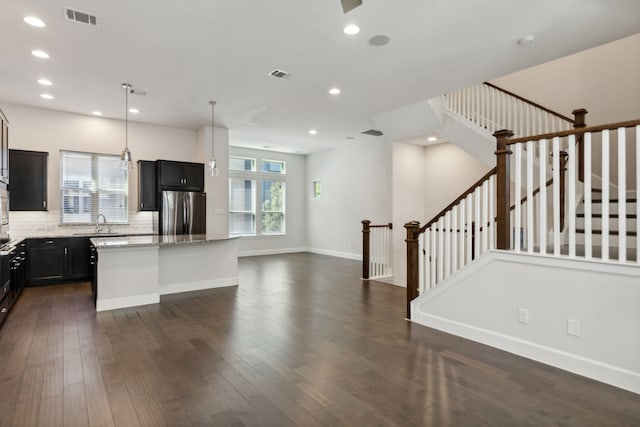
[575,229,637,236]
[534,245,638,262]
[576,213,638,219]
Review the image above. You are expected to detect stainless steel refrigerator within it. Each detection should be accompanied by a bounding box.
[160,191,206,235]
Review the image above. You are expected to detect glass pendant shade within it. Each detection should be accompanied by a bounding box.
[121,146,133,170]
[208,157,219,177]
[122,83,133,170]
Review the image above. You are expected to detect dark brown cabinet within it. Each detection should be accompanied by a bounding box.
[157,160,204,191]
[138,160,157,211]
[28,239,66,283]
[27,237,92,285]
[9,149,48,211]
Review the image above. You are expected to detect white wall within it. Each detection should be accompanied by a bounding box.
[197,125,229,235]
[229,146,306,255]
[391,141,425,286]
[4,103,229,237]
[390,141,490,286]
[412,251,640,394]
[306,138,392,260]
[491,33,640,126]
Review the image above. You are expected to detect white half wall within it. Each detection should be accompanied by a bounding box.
[412,250,640,394]
[306,138,392,259]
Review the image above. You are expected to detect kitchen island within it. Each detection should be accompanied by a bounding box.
[90,234,238,311]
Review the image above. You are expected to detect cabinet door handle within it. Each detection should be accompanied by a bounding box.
[141,202,144,209]
[1,308,7,313]
[64,248,68,255]
[43,200,47,209]
[46,240,54,244]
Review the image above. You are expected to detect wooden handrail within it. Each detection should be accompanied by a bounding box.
[369,223,393,229]
[484,82,575,124]
[421,167,497,232]
[508,118,640,145]
[510,178,554,211]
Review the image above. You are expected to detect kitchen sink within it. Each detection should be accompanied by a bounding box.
[72,232,124,237]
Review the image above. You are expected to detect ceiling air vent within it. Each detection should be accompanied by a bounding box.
[361,129,384,137]
[64,8,98,26]
[268,69,290,79]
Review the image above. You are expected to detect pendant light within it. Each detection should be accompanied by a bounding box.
[121,83,133,170]
[208,100,219,177]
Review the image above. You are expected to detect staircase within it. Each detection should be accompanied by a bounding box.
[398,82,640,394]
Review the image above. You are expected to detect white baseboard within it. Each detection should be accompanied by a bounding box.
[238,247,306,257]
[414,311,640,395]
[160,277,239,295]
[305,247,362,261]
[96,293,160,312]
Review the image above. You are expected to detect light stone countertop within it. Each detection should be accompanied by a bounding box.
[90,234,236,249]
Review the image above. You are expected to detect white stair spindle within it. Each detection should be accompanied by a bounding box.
[424,229,431,290]
[489,174,495,249]
[459,199,466,266]
[526,141,534,253]
[474,187,481,257]
[602,130,610,260]
[552,137,560,255]
[466,194,473,263]
[539,139,547,254]
[568,134,577,258]
[584,133,592,259]
[482,180,489,252]
[452,206,458,272]
[444,212,451,278]
[437,218,444,283]
[618,127,626,262]
[514,144,522,252]
[418,233,424,293]
[430,226,437,287]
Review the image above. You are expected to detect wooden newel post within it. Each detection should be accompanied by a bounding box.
[361,220,371,280]
[494,130,514,250]
[572,108,588,182]
[404,221,421,319]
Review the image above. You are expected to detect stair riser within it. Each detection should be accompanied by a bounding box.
[576,218,637,232]
[576,202,637,215]
[575,234,638,249]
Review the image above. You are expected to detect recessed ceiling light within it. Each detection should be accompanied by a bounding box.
[329,88,341,95]
[128,108,139,114]
[309,129,318,135]
[346,136,355,140]
[31,50,50,59]
[427,136,438,142]
[37,78,52,86]
[91,111,103,116]
[24,16,46,28]
[343,24,360,35]
[40,93,53,100]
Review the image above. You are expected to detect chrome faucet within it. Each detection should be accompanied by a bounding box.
[96,213,107,233]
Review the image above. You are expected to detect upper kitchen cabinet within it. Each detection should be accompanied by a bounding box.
[138,160,157,211]
[9,150,48,211]
[157,160,204,191]
[0,108,9,184]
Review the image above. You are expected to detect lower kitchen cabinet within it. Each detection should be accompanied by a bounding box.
[27,237,92,285]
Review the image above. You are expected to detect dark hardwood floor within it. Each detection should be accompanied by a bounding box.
[0,252,638,426]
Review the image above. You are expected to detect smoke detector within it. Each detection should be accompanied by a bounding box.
[518,35,535,46]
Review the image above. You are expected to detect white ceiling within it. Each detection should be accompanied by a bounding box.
[1,1,639,154]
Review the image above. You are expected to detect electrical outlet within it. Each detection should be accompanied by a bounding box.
[347,242,353,249]
[567,319,581,337]
[518,308,529,324]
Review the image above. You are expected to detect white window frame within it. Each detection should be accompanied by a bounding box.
[229,156,256,172]
[229,157,287,236]
[228,177,256,236]
[59,150,129,225]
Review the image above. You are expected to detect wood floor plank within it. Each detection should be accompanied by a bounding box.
[0,253,637,426]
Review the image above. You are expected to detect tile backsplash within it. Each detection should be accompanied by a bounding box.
[9,210,158,240]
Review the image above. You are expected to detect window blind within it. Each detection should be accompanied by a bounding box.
[60,151,128,224]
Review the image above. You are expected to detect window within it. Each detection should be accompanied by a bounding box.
[229,156,256,172]
[229,178,256,235]
[60,151,128,224]
[229,155,287,236]
[261,160,286,174]
[261,180,285,234]
[313,181,322,198]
